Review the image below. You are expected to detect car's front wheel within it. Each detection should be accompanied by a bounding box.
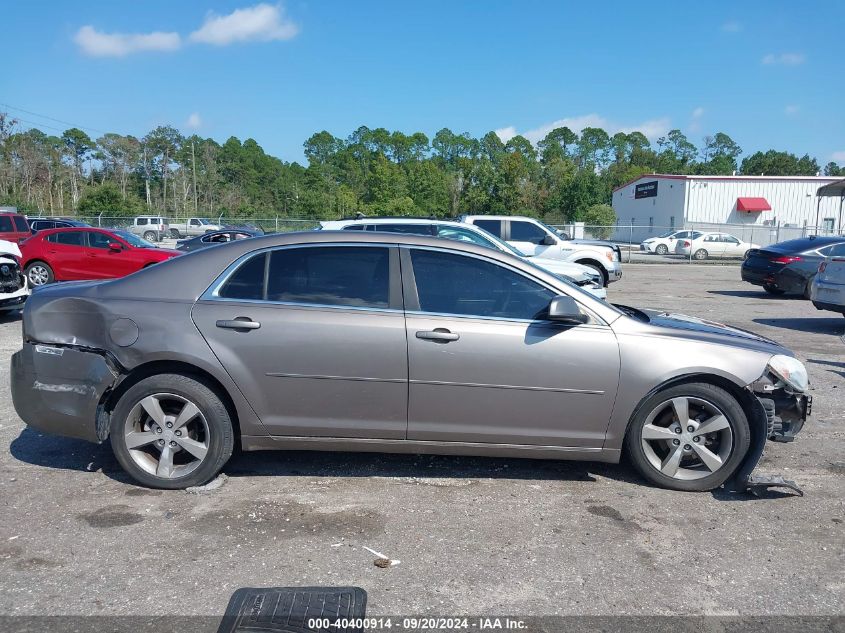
[655,244,669,255]
[625,382,750,491]
[110,373,234,489]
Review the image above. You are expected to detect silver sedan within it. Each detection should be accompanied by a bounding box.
[11,231,810,491]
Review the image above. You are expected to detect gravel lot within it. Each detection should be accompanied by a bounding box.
[0,263,842,618]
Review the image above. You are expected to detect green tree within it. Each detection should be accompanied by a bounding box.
[582,203,617,238]
[78,182,144,217]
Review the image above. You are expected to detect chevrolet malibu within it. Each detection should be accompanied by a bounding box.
[11,232,810,491]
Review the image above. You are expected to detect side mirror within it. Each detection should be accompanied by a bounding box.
[542,234,557,246]
[108,242,122,252]
[547,295,589,324]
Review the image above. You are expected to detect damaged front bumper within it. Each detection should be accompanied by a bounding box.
[11,342,120,443]
[750,375,811,443]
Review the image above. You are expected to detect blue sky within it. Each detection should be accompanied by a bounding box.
[3,0,844,166]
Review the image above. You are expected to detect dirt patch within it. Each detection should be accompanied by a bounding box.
[184,500,385,540]
[124,488,163,497]
[587,504,625,521]
[78,505,145,528]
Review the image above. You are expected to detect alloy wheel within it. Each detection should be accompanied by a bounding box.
[27,265,49,286]
[123,393,210,479]
[640,396,733,481]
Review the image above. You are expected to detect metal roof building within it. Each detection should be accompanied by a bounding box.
[611,174,844,245]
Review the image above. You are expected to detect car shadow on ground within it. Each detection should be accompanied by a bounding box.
[10,428,784,499]
[807,358,845,380]
[707,290,800,300]
[752,317,845,335]
[0,309,22,323]
[10,426,655,487]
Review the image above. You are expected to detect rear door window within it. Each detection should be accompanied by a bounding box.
[53,231,86,246]
[472,219,502,238]
[13,216,29,232]
[0,216,12,232]
[266,246,390,308]
[509,221,549,244]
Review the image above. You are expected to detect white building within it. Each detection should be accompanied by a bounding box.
[611,174,844,245]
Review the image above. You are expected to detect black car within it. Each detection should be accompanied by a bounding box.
[175,228,262,252]
[741,235,845,296]
[29,218,90,234]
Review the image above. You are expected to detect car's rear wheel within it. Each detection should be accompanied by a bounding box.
[169,229,181,239]
[655,244,669,255]
[143,231,157,242]
[25,261,54,286]
[110,373,234,489]
[693,249,708,261]
[763,284,785,295]
[625,382,750,491]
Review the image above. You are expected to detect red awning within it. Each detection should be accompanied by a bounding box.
[737,197,771,212]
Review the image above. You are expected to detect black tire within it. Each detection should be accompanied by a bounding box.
[110,373,234,489]
[763,284,785,296]
[693,249,708,261]
[169,229,181,239]
[803,277,814,300]
[743,250,751,260]
[624,382,750,492]
[577,261,609,287]
[655,244,669,255]
[143,230,157,242]
[24,261,54,286]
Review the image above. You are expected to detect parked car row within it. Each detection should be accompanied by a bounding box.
[641,230,759,260]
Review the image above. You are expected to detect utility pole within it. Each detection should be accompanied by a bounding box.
[191,141,199,215]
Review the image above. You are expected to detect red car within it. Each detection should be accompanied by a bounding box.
[0,211,32,243]
[20,227,181,287]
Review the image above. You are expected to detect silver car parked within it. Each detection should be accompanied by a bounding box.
[11,232,810,491]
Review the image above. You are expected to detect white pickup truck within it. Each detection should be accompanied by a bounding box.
[460,215,622,286]
[167,217,223,239]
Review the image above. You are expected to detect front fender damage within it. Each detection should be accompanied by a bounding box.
[727,378,810,497]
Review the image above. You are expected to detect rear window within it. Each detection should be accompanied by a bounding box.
[0,216,13,232]
[371,224,434,236]
[473,219,502,238]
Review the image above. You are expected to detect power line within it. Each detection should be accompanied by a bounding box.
[0,101,107,135]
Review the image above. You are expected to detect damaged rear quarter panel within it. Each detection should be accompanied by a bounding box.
[21,286,268,440]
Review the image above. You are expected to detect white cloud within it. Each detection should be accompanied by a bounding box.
[189,3,299,46]
[186,113,202,129]
[495,113,672,145]
[721,21,742,32]
[762,52,806,66]
[689,107,705,133]
[74,25,181,57]
[784,105,800,115]
[832,151,845,163]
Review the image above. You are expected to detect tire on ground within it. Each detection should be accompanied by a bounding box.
[109,373,235,489]
[624,382,750,492]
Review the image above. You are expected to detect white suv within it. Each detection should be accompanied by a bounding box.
[319,217,607,299]
[128,216,170,242]
[459,215,622,286]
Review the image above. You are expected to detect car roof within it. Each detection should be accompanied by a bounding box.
[766,236,845,252]
[325,217,460,227]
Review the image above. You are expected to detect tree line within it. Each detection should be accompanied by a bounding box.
[1,111,842,225]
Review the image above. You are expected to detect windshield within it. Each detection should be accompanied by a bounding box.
[198,218,212,225]
[536,219,568,240]
[657,231,676,238]
[112,229,154,248]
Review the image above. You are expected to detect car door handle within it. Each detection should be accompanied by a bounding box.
[216,318,261,330]
[416,329,460,342]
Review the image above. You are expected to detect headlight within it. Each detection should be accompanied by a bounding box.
[767,354,809,392]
